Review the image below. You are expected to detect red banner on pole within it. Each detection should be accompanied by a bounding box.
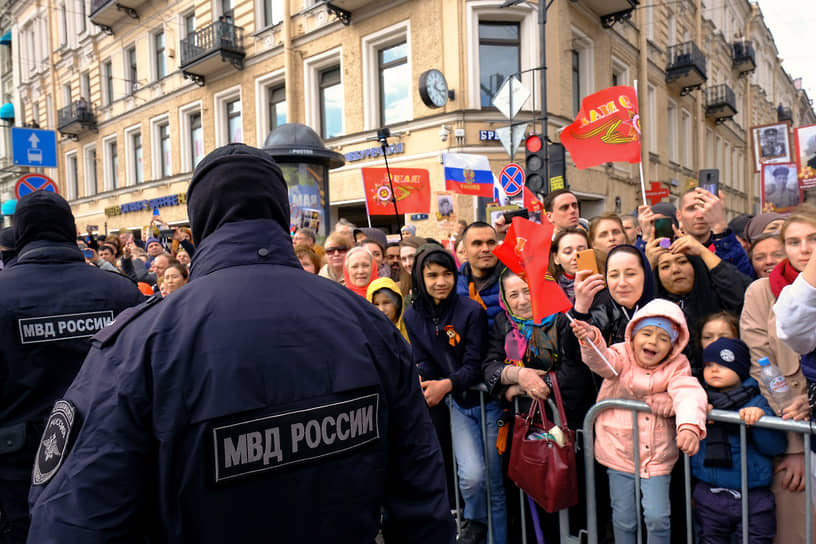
[560,86,641,170]
[361,168,431,215]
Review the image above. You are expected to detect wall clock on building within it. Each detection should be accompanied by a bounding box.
[419,69,449,108]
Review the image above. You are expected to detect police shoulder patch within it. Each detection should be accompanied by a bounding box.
[32,400,76,486]
[92,295,163,347]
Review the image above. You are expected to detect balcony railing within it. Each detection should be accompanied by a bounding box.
[731,41,756,75]
[57,100,97,138]
[179,20,245,85]
[704,84,737,124]
[89,0,143,34]
[778,105,793,123]
[666,41,707,94]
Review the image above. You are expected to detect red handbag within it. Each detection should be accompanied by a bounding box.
[506,372,579,513]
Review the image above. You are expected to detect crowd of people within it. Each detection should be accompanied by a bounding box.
[283,187,816,544]
[2,167,816,543]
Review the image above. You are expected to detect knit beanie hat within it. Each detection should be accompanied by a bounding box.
[702,337,751,382]
[13,191,77,251]
[187,143,289,244]
[632,316,679,343]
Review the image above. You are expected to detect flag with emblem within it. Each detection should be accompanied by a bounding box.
[494,217,572,322]
[443,152,495,198]
[560,85,641,170]
[522,185,543,214]
[361,167,431,215]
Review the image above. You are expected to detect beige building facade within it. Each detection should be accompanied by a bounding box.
[6,0,814,240]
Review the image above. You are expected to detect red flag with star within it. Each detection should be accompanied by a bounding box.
[560,85,641,170]
[497,217,572,322]
[361,167,431,215]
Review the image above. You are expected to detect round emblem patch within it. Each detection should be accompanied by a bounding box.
[720,349,735,363]
[32,399,76,486]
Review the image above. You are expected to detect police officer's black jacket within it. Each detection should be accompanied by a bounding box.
[28,219,453,544]
[0,240,144,479]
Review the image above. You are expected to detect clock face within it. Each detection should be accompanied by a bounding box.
[420,69,448,108]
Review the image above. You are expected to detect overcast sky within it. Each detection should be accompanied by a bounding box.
[757,0,816,102]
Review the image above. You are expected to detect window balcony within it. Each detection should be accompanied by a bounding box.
[778,105,793,123]
[666,41,707,95]
[89,0,146,34]
[57,100,97,140]
[731,41,756,76]
[573,0,640,28]
[704,84,737,125]
[180,20,245,86]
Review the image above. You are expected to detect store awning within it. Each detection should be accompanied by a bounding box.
[0,31,11,46]
[0,103,13,121]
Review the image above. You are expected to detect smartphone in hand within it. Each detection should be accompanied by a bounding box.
[576,249,599,275]
[653,217,674,241]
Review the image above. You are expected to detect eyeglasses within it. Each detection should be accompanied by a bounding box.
[325,247,348,255]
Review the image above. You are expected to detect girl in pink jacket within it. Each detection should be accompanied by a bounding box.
[571,298,706,544]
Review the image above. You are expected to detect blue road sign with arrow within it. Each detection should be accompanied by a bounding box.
[12,128,57,168]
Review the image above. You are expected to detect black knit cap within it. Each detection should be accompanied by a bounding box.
[703,337,751,383]
[187,143,289,244]
[14,191,77,251]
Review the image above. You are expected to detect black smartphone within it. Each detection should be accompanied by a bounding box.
[503,209,529,223]
[699,169,719,196]
[654,217,674,240]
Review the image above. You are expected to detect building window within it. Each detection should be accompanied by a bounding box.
[154,31,166,80]
[126,129,143,185]
[62,84,72,109]
[681,108,691,167]
[126,46,138,93]
[571,50,581,115]
[32,103,40,127]
[319,66,342,139]
[667,100,678,163]
[226,99,242,143]
[104,137,118,190]
[611,56,629,87]
[77,0,86,34]
[65,152,78,200]
[667,12,676,46]
[263,0,282,27]
[159,121,171,177]
[184,12,195,36]
[478,22,520,108]
[190,112,204,167]
[570,28,594,116]
[180,103,204,172]
[58,4,67,46]
[378,41,409,125]
[103,59,114,106]
[80,71,90,101]
[221,0,233,21]
[268,85,286,131]
[84,144,97,197]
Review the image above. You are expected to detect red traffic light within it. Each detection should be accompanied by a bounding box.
[525,134,543,153]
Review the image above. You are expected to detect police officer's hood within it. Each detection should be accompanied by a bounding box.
[14,191,77,252]
[187,143,289,244]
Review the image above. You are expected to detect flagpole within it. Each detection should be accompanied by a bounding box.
[633,79,648,207]
[565,313,619,376]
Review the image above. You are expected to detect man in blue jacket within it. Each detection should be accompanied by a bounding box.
[456,221,504,328]
[0,191,144,542]
[27,144,453,544]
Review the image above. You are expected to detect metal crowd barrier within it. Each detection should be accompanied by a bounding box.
[582,399,815,544]
[445,392,816,544]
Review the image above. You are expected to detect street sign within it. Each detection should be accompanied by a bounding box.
[499,164,525,197]
[15,174,59,199]
[645,181,670,205]
[12,128,58,168]
[492,77,531,121]
[496,123,528,161]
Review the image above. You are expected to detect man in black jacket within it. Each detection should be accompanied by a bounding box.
[0,191,144,542]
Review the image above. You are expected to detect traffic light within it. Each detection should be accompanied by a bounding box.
[525,134,546,194]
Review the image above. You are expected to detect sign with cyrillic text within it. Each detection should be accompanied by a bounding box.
[212,393,380,483]
[18,311,114,345]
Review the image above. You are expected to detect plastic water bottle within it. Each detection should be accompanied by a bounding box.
[758,357,794,410]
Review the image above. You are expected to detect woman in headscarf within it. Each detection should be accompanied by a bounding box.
[366,277,409,342]
[572,244,655,346]
[343,246,376,297]
[482,268,597,543]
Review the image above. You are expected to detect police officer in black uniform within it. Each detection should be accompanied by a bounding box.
[0,191,144,542]
[28,144,453,543]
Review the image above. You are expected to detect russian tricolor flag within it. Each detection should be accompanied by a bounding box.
[443,153,495,198]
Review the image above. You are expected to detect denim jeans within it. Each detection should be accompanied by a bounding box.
[450,398,507,544]
[608,468,671,544]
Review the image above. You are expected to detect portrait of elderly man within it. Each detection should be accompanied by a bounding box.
[760,126,787,159]
[763,164,800,210]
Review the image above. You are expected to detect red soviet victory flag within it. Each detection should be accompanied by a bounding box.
[492,222,525,276]
[361,168,431,215]
[512,217,572,322]
[560,85,641,170]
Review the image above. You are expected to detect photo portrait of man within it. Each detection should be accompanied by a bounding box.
[760,127,787,159]
[763,164,800,210]
[437,195,453,218]
[806,134,816,170]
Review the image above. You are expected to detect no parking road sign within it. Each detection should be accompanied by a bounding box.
[15,174,59,199]
[499,163,525,197]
